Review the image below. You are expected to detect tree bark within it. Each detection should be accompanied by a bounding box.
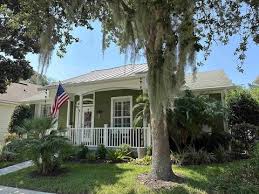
[146,54,176,181]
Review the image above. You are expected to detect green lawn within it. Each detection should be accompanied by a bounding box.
[0,159,258,194]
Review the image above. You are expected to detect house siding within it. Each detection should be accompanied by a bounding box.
[58,101,68,129]
[94,89,142,127]
[0,103,16,144]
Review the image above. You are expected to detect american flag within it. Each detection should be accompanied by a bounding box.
[51,83,69,117]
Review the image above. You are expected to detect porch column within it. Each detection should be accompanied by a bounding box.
[79,94,83,128]
[66,99,71,128]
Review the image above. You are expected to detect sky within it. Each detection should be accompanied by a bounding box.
[26,22,259,86]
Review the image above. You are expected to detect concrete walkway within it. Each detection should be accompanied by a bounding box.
[0,161,33,176]
[0,186,54,194]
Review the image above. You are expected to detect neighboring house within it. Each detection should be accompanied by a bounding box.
[0,82,42,144]
[23,64,234,148]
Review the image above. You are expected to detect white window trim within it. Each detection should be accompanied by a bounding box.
[111,96,133,127]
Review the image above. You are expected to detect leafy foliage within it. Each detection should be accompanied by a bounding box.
[96,144,107,160]
[107,144,132,162]
[130,156,152,166]
[133,93,150,127]
[167,90,225,151]
[10,117,71,175]
[231,123,257,153]
[193,131,232,152]
[226,88,259,127]
[8,105,32,134]
[0,1,38,93]
[250,87,259,103]
[4,133,18,143]
[171,147,216,166]
[77,145,89,160]
[86,151,97,161]
[213,145,231,163]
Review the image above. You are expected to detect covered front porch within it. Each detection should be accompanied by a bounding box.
[59,77,150,148]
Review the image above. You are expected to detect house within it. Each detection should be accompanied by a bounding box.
[0,82,42,144]
[22,64,234,148]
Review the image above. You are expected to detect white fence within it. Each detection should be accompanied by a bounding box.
[66,127,151,148]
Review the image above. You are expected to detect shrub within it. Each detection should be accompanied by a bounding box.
[231,123,257,153]
[86,151,96,161]
[226,88,259,127]
[4,133,18,143]
[182,147,215,165]
[96,144,107,159]
[167,90,225,152]
[0,149,16,162]
[251,143,259,172]
[2,139,26,161]
[77,145,89,159]
[130,156,152,165]
[171,152,186,166]
[206,131,232,152]
[117,144,132,156]
[213,146,231,163]
[107,145,132,162]
[8,105,32,134]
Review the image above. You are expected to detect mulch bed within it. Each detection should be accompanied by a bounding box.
[137,173,185,190]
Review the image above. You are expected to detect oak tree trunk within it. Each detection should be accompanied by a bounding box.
[147,54,176,181]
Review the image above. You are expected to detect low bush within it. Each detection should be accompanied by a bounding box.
[213,146,231,163]
[231,122,257,154]
[171,152,186,166]
[0,150,16,162]
[192,131,232,152]
[107,144,132,162]
[86,151,96,161]
[77,145,89,160]
[118,144,132,156]
[171,147,216,165]
[1,139,26,161]
[4,133,18,143]
[96,144,107,159]
[130,156,152,165]
[251,143,259,172]
[183,147,215,165]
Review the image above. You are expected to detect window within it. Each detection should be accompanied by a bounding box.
[111,97,132,127]
[40,104,51,117]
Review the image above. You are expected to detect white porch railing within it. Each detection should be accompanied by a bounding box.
[66,127,151,148]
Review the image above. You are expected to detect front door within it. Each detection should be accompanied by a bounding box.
[82,106,94,144]
[83,106,94,128]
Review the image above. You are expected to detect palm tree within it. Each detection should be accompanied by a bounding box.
[133,93,150,127]
[15,117,71,175]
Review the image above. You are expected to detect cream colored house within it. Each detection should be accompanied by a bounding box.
[0,82,40,144]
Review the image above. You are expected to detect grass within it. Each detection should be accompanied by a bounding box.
[0,158,258,194]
